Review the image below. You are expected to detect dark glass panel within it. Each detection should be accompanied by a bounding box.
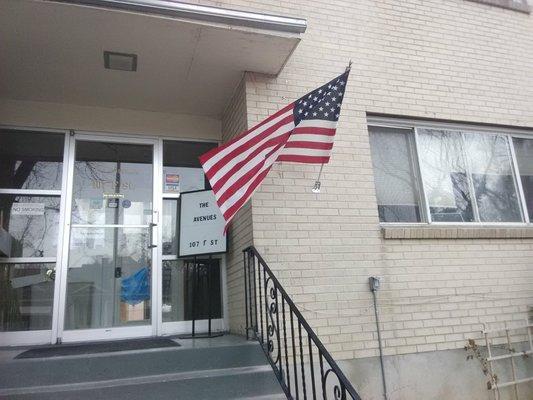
[162,259,222,322]
[0,130,64,190]
[162,141,217,193]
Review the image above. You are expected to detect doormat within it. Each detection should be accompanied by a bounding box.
[15,337,180,359]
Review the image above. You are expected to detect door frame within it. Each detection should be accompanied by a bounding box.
[56,132,162,343]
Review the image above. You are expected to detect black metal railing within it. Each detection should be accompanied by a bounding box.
[243,246,361,400]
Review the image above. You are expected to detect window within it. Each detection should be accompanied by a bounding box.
[368,127,422,222]
[368,122,532,224]
[0,130,64,190]
[512,137,533,220]
[417,129,474,222]
[161,140,221,324]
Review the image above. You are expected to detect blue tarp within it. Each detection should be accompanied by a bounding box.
[120,267,150,305]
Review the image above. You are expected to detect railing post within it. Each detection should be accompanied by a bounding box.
[243,249,249,341]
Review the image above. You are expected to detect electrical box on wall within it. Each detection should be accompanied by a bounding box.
[369,276,381,292]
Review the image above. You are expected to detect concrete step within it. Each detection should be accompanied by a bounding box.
[5,370,284,400]
[0,338,286,400]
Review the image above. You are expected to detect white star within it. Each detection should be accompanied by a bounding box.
[313,97,318,101]
[336,103,341,107]
[324,112,329,117]
[298,109,303,114]
[339,93,343,97]
[308,94,312,99]
[335,114,339,118]
[313,112,317,117]
[319,107,323,111]
[325,102,330,106]
[298,100,302,104]
[340,81,345,86]
[304,112,308,116]
[328,84,331,89]
[331,97,337,101]
[330,108,335,112]
[303,101,307,106]
[309,104,313,109]
[332,86,338,90]
[318,89,322,94]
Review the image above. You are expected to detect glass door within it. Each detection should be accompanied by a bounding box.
[59,135,159,342]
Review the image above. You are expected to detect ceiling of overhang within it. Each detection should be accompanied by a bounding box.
[0,0,301,117]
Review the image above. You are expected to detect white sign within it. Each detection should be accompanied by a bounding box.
[179,190,226,257]
[11,203,45,216]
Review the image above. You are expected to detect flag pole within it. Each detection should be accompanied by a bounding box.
[312,61,351,194]
[346,59,352,73]
[312,163,325,193]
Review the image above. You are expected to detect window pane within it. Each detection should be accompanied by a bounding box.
[0,195,60,258]
[0,130,64,190]
[163,141,217,194]
[0,262,55,331]
[513,137,533,220]
[71,141,153,225]
[368,127,421,222]
[465,133,522,222]
[162,199,179,256]
[417,129,474,222]
[162,259,222,323]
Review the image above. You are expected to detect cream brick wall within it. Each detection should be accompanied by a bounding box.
[221,77,253,334]
[211,0,533,361]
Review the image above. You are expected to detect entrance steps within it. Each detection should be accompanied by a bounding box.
[0,335,285,400]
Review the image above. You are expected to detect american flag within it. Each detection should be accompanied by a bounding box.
[199,70,350,230]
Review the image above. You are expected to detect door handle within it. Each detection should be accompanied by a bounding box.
[46,269,56,281]
[148,222,157,248]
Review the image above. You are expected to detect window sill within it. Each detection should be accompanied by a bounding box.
[382,225,533,240]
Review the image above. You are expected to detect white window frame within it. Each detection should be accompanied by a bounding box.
[367,117,533,226]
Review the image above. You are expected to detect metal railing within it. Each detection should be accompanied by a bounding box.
[243,246,361,400]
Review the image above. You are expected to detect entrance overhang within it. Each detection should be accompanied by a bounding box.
[0,0,305,118]
[47,0,308,33]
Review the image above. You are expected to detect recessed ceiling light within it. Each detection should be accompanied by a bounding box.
[104,51,137,72]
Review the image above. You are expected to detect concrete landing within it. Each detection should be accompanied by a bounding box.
[0,335,285,400]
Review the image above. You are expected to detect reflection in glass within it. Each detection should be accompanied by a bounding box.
[162,259,222,323]
[512,137,533,220]
[418,129,474,222]
[163,200,179,256]
[0,263,54,331]
[0,195,60,258]
[65,227,151,330]
[0,130,64,190]
[465,133,522,222]
[71,142,153,225]
[368,127,421,222]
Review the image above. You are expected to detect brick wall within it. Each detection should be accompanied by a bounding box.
[221,76,252,335]
[214,0,533,360]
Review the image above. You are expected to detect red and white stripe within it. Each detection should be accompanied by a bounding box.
[200,103,339,230]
